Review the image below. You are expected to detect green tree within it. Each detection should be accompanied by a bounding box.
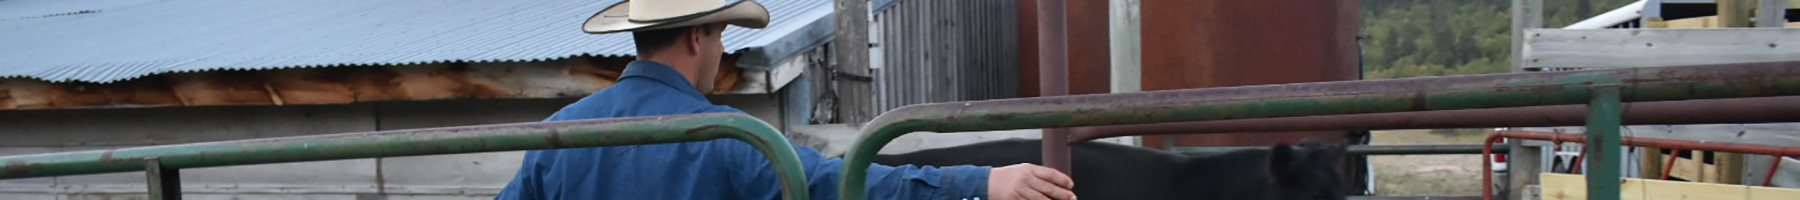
[1360,0,1635,79]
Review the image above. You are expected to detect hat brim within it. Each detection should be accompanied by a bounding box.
[583,0,771,34]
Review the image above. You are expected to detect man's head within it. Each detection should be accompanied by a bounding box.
[632,23,728,92]
[583,0,770,92]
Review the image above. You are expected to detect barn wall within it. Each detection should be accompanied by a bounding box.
[1135,0,1364,148]
[870,0,1023,114]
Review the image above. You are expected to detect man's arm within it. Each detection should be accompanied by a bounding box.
[714,140,1075,200]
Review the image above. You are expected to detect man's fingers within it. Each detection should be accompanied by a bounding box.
[1026,165,1075,189]
[1014,188,1053,200]
[1023,176,1077,200]
[991,164,1078,200]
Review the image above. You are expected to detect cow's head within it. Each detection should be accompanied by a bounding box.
[1268,140,1349,200]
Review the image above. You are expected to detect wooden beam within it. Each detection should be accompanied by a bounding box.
[1524,29,1800,69]
[1540,173,1800,200]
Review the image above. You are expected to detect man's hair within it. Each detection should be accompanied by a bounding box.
[632,26,702,55]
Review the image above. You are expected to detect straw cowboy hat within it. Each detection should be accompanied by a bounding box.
[583,0,771,34]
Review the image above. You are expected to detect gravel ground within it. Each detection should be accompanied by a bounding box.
[1368,129,1491,196]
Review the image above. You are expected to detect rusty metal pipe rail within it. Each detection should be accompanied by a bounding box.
[1480,130,1800,200]
[1349,144,1509,155]
[0,113,811,200]
[838,61,1800,200]
[1174,144,1509,156]
[1067,95,1800,141]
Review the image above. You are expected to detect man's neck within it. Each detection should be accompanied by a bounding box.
[638,55,705,89]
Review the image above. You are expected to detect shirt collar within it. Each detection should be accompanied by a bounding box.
[620,60,709,99]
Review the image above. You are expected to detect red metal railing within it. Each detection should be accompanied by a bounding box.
[1481,130,1800,200]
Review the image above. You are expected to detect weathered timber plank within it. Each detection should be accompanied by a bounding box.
[1524,29,1800,69]
[1541,173,1800,200]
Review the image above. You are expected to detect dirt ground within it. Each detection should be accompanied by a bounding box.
[1368,129,1492,196]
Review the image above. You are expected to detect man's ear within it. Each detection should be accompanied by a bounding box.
[685,26,704,56]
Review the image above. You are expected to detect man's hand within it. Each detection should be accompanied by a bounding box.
[987,164,1076,200]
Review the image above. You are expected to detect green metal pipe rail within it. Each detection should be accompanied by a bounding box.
[838,61,1800,200]
[0,113,811,200]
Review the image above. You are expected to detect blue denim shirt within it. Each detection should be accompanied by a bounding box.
[496,61,990,200]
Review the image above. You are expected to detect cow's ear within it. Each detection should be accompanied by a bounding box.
[1270,143,1295,181]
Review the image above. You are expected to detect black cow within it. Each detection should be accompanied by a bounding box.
[873,139,1347,200]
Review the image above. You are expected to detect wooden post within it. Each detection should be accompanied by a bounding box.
[1509,1,1544,198]
[1722,152,1746,184]
[1510,0,1543,72]
[1756,0,1789,28]
[833,0,874,123]
[1510,143,1543,200]
[1504,1,1548,198]
[1720,0,1755,27]
[1641,148,1663,179]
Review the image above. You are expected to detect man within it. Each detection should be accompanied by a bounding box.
[495,0,1078,199]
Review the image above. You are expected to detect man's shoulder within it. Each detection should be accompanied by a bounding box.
[698,105,747,114]
[546,84,745,121]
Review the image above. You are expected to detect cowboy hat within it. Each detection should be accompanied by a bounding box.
[583,0,771,34]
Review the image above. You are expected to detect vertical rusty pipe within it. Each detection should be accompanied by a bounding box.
[1482,134,1504,200]
[1660,148,1682,180]
[1036,0,1073,173]
[1572,147,1587,174]
[1765,156,1783,186]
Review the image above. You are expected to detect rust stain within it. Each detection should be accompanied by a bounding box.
[164,70,280,106]
[99,150,116,163]
[0,87,12,109]
[5,160,43,176]
[267,67,358,105]
[1133,0,1360,148]
[712,54,743,94]
[0,55,791,110]
[347,65,404,102]
[544,128,566,149]
[441,63,510,99]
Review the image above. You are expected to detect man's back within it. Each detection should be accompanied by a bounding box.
[496,61,992,200]
[500,62,755,199]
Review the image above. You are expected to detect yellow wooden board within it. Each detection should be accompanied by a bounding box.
[1666,16,1720,28]
[1540,173,1800,200]
[1665,153,1713,181]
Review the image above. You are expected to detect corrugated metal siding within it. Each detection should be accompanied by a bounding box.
[870,0,1020,113]
[0,0,831,83]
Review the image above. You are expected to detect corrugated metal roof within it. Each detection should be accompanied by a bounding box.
[0,0,833,83]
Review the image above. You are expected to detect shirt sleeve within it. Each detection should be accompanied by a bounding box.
[494,151,544,200]
[715,140,990,200]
